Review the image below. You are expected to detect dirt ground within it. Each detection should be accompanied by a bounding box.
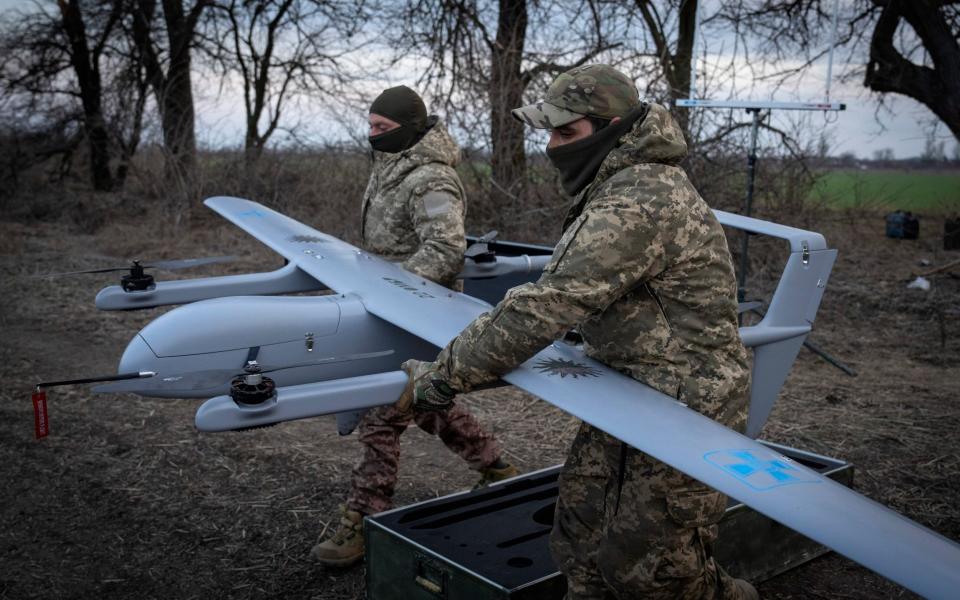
[1,206,958,600]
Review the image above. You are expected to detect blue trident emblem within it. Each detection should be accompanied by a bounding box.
[704,449,821,491]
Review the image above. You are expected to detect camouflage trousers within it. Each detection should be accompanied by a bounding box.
[346,401,501,515]
[550,423,747,600]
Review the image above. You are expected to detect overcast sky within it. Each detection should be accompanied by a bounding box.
[2,0,956,159]
[190,55,952,160]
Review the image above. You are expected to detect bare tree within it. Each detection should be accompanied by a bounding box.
[206,0,367,163]
[873,147,894,161]
[58,0,120,189]
[388,0,620,208]
[716,1,960,142]
[0,0,147,191]
[922,128,948,162]
[128,0,212,180]
[866,1,960,140]
[628,0,698,137]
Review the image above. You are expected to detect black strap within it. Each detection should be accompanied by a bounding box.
[615,441,629,514]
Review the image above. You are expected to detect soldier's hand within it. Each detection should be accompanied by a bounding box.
[396,367,416,412]
[397,359,457,413]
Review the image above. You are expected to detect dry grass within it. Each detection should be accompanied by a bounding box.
[0,155,958,599]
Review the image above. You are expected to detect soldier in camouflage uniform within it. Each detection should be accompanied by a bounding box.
[311,86,518,568]
[396,67,759,599]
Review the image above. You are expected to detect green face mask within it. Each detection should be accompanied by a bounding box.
[546,105,649,196]
[369,125,419,153]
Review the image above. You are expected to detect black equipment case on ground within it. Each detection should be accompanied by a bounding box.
[365,441,854,600]
[945,217,960,250]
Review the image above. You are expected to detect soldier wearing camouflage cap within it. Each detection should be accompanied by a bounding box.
[395,65,759,598]
[512,63,640,129]
[311,85,518,569]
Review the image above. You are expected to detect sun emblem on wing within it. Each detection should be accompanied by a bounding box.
[533,358,602,378]
[288,234,328,243]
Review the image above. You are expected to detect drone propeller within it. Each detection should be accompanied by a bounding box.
[140,256,239,271]
[33,255,238,278]
[465,230,499,264]
[92,350,395,395]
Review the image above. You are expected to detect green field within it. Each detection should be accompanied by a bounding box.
[809,169,960,211]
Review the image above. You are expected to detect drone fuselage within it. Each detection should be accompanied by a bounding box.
[116,293,438,399]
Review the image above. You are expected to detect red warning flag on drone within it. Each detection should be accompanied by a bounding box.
[30,371,155,440]
[32,389,49,439]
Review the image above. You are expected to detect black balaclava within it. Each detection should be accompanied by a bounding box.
[546,104,650,196]
[369,85,429,153]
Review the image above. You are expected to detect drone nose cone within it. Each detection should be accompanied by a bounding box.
[117,334,162,375]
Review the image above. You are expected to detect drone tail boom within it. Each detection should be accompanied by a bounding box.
[194,372,408,432]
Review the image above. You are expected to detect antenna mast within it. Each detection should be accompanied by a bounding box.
[676,0,846,310]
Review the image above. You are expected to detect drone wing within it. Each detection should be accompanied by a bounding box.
[205,197,492,336]
[205,196,960,599]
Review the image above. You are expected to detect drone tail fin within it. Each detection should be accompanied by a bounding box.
[714,211,837,438]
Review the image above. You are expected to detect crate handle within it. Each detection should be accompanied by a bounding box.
[414,575,443,595]
[414,552,447,597]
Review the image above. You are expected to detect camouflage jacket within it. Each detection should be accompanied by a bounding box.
[361,118,467,288]
[433,104,750,428]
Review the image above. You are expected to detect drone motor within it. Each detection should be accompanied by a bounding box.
[229,362,277,406]
[120,261,156,292]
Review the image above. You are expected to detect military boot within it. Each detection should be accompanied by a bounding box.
[473,459,520,489]
[310,508,365,568]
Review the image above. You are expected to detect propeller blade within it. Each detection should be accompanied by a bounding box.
[31,266,132,277]
[31,255,238,278]
[143,255,238,271]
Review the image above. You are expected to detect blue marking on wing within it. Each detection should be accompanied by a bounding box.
[704,448,822,491]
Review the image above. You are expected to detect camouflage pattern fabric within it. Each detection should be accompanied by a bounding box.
[551,423,746,599]
[361,118,467,287]
[433,103,750,426]
[428,102,751,597]
[349,117,501,516]
[346,402,501,515]
[512,64,641,129]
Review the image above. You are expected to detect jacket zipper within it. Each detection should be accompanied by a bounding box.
[361,160,378,242]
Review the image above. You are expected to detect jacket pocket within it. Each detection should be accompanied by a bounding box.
[643,283,672,333]
[665,487,727,529]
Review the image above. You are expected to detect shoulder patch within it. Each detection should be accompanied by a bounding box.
[422,191,455,218]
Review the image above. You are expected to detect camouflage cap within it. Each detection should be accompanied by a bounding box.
[512,64,640,129]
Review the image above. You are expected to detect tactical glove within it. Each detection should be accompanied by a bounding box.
[396,359,457,413]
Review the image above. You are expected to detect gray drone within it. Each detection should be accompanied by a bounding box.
[37,196,959,598]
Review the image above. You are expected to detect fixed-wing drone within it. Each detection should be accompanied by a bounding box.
[38,196,959,598]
